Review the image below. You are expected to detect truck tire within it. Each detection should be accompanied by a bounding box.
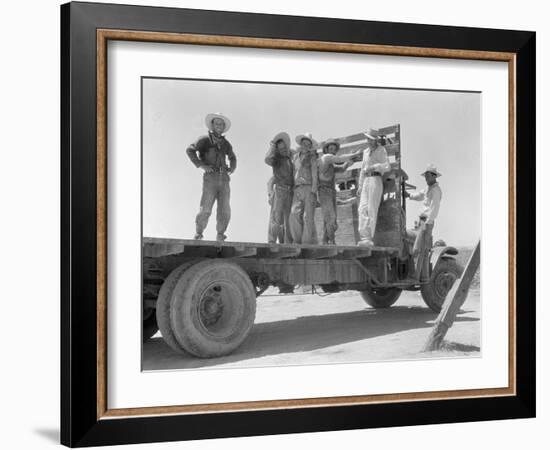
[360,286,402,308]
[155,260,199,354]
[170,260,256,358]
[421,258,463,313]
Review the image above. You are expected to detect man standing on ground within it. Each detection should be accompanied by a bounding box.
[357,128,391,247]
[186,112,236,241]
[265,132,294,243]
[317,138,362,245]
[289,133,319,244]
[405,164,443,255]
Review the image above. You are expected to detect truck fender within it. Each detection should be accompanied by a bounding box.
[429,245,458,269]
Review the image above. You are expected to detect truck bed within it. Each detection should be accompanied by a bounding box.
[143,237,399,260]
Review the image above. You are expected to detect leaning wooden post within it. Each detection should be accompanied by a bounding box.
[423,240,481,352]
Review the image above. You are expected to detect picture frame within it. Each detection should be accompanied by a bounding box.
[60,1,535,447]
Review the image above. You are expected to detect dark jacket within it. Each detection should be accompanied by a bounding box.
[186,132,237,172]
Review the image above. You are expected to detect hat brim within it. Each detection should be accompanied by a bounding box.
[322,139,340,151]
[295,134,319,149]
[421,170,442,177]
[272,132,291,149]
[205,113,231,132]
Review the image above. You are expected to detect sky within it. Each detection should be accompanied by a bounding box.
[142,78,481,247]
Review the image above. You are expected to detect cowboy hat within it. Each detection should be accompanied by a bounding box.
[421,163,442,177]
[295,132,319,149]
[205,112,231,133]
[272,131,291,149]
[364,128,380,140]
[322,138,341,152]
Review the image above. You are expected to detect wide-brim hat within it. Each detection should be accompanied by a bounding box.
[322,138,341,152]
[272,131,291,149]
[205,112,231,132]
[421,164,442,177]
[364,128,380,140]
[295,132,319,149]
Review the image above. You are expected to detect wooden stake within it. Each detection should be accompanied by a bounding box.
[423,240,481,352]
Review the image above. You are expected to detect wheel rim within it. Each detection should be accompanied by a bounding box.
[433,271,457,299]
[196,281,243,338]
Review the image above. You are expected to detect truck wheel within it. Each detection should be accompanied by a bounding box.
[155,260,199,354]
[170,260,256,358]
[142,309,159,342]
[421,258,463,313]
[360,286,402,308]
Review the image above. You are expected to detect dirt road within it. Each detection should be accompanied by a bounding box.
[142,287,480,371]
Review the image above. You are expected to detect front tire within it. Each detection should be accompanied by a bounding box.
[170,260,257,358]
[421,258,463,312]
[360,286,402,308]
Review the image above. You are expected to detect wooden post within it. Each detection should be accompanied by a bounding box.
[423,240,480,352]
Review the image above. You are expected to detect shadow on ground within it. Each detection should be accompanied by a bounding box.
[143,305,479,370]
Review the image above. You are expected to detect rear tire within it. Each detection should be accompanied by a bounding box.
[155,260,199,354]
[360,286,402,308]
[421,258,463,312]
[170,260,257,358]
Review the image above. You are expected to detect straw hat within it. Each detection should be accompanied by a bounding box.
[364,128,380,140]
[205,112,231,133]
[421,163,442,177]
[272,131,291,149]
[322,138,341,153]
[295,132,319,149]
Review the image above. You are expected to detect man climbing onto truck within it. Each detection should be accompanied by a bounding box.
[405,163,443,256]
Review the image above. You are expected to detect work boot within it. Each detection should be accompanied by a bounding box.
[194,233,203,240]
[216,233,227,242]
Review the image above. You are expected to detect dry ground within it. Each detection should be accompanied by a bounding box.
[142,287,480,371]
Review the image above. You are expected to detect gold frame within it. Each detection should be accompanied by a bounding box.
[96,29,516,420]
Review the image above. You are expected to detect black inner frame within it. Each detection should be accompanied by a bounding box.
[61,2,535,447]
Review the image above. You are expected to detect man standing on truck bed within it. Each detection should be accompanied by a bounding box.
[265,132,294,244]
[186,112,236,241]
[317,138,362,245]
[405,164,443,255]
[289,132,319,244]
[357,128,391,247]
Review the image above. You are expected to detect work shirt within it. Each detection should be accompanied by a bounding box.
[409,182,442,224]
[293,147,318,188]
[265,147,294,187]
[186,132,237,172]
[358,145,391,192]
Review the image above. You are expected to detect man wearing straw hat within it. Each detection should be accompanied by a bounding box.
[186,112,236,241]
[405,164,443,255]
[317,138,362,245]
[357,128,391,247]
[265,132,294,244]
[289,132,319,244]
